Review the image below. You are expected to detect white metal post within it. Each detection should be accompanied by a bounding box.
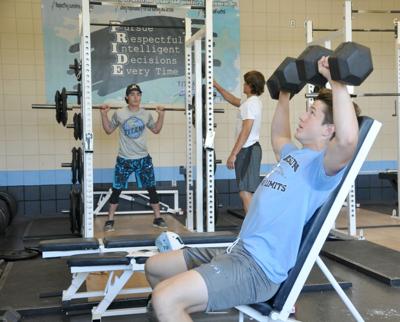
[194,39,204,232]
[205,0,215,232]
[316,257,364,322]
[184,18,194,231]
[395,20,400,218]
[80,0,94,238]
[305,20,315,110]
[344,0,357,237]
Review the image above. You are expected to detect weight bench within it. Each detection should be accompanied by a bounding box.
[39,231,237,258]
[39,232,237,321]
[236,116,381,322]
[64,250,155,321]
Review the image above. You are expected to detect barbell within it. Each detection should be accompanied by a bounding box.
[33,88,224,127]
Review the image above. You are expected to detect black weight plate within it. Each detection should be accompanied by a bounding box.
[77,147,83,184]
[0,191,17,224]
[61,87,68,126]
[55,90,62,124]
[71,147,77,184]
[0,200,10,227]
[0,208,7,234]
[0,249,40,261]
[73,113,79,140]
[77,113,83,140]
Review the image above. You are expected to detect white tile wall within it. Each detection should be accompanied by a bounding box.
[0,0,398,173]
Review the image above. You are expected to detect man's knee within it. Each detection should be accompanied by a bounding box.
[110,188,122,204]
[152,281,180,316]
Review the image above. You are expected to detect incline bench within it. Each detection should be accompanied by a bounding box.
[236,116,381,322]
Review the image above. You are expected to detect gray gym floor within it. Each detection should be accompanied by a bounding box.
[0,207,400,322]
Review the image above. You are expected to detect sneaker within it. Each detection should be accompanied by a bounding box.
[153,217,167,229]
[104,220,115,232]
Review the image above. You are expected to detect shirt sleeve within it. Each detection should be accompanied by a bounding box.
[310,152,346,190]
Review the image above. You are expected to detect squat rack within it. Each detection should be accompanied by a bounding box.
[184,0,215,233]
[79,0,215,237]
[305,0,400,238]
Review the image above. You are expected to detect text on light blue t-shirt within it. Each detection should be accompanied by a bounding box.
[239,143,345,284]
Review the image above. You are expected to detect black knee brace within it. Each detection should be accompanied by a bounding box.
[147,187,159,204]
[110,188,122,204]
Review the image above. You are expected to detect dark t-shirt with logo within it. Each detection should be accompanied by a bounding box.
[110,106,155,159]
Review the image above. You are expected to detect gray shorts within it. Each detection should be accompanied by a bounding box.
[182,240,280,312]
[235,142,262,193]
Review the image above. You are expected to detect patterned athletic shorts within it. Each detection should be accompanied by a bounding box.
[113,155,156,189]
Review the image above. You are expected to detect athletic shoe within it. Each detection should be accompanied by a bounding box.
[104,220,115,232]
[152,217,167,229]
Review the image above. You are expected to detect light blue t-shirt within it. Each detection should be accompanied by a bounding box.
[239,143,345,284]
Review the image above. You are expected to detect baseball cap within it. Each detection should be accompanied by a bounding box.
[125,83,142,96]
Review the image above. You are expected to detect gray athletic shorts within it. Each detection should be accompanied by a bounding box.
[235,142,262,193]
[182,240,280,312]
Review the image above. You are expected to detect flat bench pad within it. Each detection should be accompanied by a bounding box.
[39,238,100,251]
[104,231,237,248]
[67,252,130,267]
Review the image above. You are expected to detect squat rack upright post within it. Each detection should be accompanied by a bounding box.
[184,0,215,233]
[80,0,95,238]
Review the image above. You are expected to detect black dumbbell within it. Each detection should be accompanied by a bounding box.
[329,42,373,85]
[266,57,306,100]
[296,45,333,87]
[296,42,373,86]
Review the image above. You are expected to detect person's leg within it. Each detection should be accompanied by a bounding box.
[105,157,132,231]
[237,143,262,215]
[136,155,167,227]
[152,270,208,322]
[239,190,253,214]
[145,249,188,288]
[107,203,118,221]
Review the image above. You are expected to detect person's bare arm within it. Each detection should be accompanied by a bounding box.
[271,91,292,161]
[100,104,116,135]
[318,57,359,175]
[214,80,241,107]
[149,106,165,134]
[226,119,253,169]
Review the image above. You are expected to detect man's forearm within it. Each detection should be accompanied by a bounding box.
[215,83,241,107]
[153,114,165,133]
[101,115,113,134]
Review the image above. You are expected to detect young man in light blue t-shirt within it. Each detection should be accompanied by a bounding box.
[144,57,360,322]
